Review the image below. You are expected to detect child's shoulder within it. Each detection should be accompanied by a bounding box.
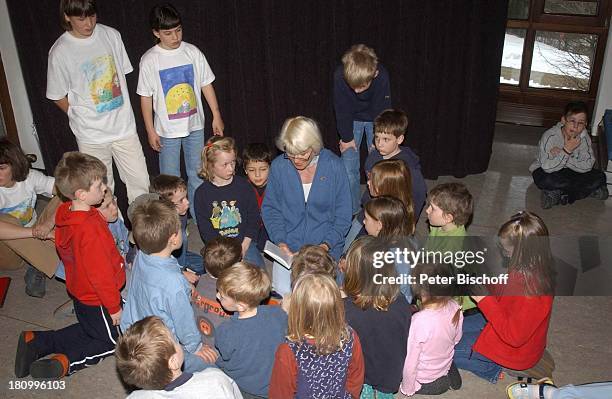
[259,304,288,321]
[396,146,421,167]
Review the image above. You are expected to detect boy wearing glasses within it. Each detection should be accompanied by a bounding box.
[530,101,608,209]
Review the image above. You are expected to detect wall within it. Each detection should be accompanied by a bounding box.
[592,26,612,134]
[0,0,44,168]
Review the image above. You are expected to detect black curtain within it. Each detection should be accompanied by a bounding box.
[6,0,507,188]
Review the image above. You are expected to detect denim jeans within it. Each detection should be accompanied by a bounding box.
[453,312,502,383]
[183,351,216,373]
[243,240,265,268]
[343,217,364,254]
[341,121,374,215]
[159,129,205,223]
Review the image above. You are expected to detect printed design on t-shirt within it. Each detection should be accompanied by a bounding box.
[159,64,197,120]
[210,200,241,237]
[1,200,34,226]
[81,55,124,113]
[192,293,230,337]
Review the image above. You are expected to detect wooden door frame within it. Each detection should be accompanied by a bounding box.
[0,51,19,144]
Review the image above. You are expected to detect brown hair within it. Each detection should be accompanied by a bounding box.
[498,211,554,296]
[242,143,272,166]
[343,236,400,311]
[60,0,96,31]
[288,273,351,355]
[365,195,415,236]
[411,262,461,327]
[131,199,180,254]
[54,151,106,200]
[369,159,414,226]
[341,44,378,88]
[217,262,271,308]
[150,174,187,201]
[290,245,336,287]
[198,136,236,181]
[115,316,176,390]
[428,183,473,227]
[0,139,30,182]
[374,109,409,138]
[202,237,242,278]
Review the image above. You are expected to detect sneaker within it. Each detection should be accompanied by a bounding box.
[15,331,39,378]
[53,299,75,319]
[590,186,609,200]
[24,266,46,298]
[540,190,561,209]
[30,354,69,379]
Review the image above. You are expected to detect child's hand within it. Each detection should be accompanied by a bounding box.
[549,146,562,156]
[196,345,219,364]
[564,134,581,153]
[182,270,200,284]
[32,222,54,240]
[147,131,162,152]
[110,309,122,326]
[338,139,357,153]
[212,118,225,136]
[338,257,347,273]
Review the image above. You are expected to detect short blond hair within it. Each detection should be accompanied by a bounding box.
[199,136,236,181]
[131,199,180,254]
[115,316,176,390]
[342,44,378,88]
[288,273,350,355]
[217,262,271,307]
[276,116,323,155]
[54,151,106,200]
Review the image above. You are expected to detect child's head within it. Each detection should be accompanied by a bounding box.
[411,262,461,325]
[290,245,336,287]
[60,0,97,37]
[0,139,30,187]
[242,143,272,188]
[368,159,414,223]
[131,199,181,255]
[95,188,118,223]
[199,137,237,184]
[202,236,242,278]
[115,316,183,390]
[343,236,399,311]
[373,109,408,156]
[341,44,378,93]
[149,3,182,50]
[216,262,270,312]
[364,195,414,237]
[561,101,589,138]
[498,211,554,295]
[427,183,473,228]
[54,151,107,204]
[150,174,189,216]
[288,273,350,355]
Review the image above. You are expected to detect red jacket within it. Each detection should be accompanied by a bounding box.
[55,202,125,314]
[473,273,553,370]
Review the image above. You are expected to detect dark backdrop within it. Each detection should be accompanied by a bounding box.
[6,0,507,197]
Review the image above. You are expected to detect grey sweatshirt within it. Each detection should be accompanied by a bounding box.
[529,122,595,173]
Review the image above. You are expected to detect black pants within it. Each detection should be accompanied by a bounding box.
[416,362,462,395]
[32,299,120,374]
[532,168,605,203]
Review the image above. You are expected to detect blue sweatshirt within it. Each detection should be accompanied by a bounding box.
[261,149,352,260]
[215,306,288,397]
[333,64,392,142]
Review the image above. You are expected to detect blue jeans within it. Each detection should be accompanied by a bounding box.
[343,217,364,254]
[159,129,204,223]
[341,121,374,215]
[243,240,265,268]
[183,351,216,373]
[453,312,502,383]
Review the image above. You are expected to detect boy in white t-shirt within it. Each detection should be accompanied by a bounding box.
[46,0,149,203]
[138,3,224,223]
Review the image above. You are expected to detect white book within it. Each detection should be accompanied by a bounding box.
[264,241,293,296]
[264,241,293,270]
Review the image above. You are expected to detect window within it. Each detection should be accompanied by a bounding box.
[497,0,610,126]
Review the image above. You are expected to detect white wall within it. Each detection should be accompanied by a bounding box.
[593,25,612,133]
[0,0,45,169]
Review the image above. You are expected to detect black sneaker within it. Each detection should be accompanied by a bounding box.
[15,331,39,378]
[24,266,46,298]
[590,186,609,200]
[541,190,562,209]
[30,354,68,379]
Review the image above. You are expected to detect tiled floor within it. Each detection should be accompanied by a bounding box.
[1,123,610,398]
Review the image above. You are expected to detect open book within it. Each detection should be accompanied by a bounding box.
[264,241,293,296]
[264,241,293,270]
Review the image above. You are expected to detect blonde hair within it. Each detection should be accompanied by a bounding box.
[290,245,336,287]
[370,159,415,229]
[131,199,180,254]
[198,136,236,181]
[342,44,378,88]
[217,262,271,307]
[115,316,176,390]
[276,116,323,155]
[343,236,399,311]
[288,273,350,355]
[54,151,106,200]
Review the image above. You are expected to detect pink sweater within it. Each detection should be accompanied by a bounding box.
[400,301,463,396]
